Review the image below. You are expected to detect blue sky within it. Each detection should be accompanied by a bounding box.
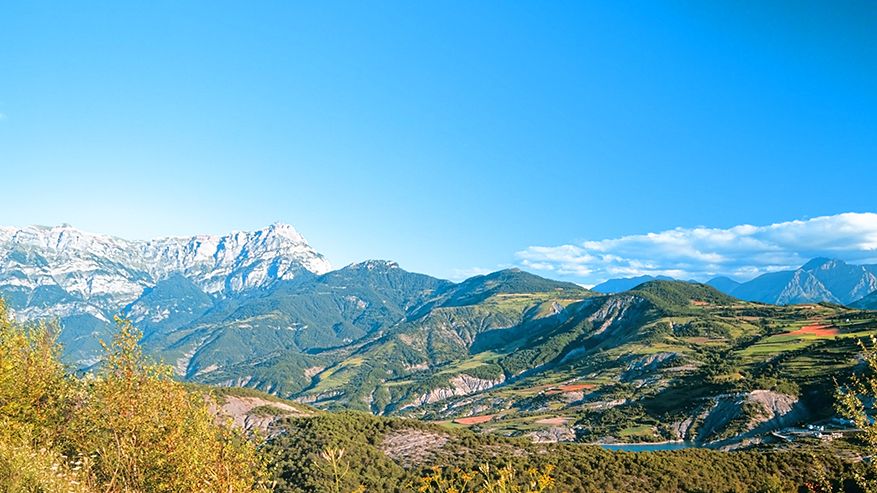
[1,1,875,285]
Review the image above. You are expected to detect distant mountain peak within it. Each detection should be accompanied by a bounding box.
[592,274,677,294]
[801,257,836,271]
[706,257,877,306]
[264,222,305,240]
[347,260,400,270]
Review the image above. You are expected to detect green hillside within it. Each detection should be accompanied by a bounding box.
[417,297,877,445]
[121,269,877,449]
[146,261,452,383]
[630,279,739,308]
[288,272,597,413]
[157,267,596,412]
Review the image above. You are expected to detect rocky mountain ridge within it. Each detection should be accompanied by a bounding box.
[0,223,330,303]
[595,258,877,306]
[0,223,331,363]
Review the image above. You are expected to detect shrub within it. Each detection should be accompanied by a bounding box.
[0,421,91,493]
[0,300,73,444]
[67,317,271,492]
[0,300,271,492]
[837,336,877,493]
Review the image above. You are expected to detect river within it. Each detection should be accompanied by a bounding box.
[599,441,700,452]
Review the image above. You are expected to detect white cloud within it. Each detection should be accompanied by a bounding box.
[447,266,495,281]
[516,213,877,285]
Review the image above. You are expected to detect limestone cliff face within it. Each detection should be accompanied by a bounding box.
[0,223,331,314]
[621,352,681,381]
[722,257,877,305]
[403,374,506,409]
[672,390,809,443]
[587,295,647,336]
[208,395,312,437]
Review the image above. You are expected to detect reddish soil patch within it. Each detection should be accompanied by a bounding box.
[453,415,495,425]
[558,384,596,392]
[773,324,839,338]
[546,383,596,395]
[693,301,708,306]
[535,417,571,425]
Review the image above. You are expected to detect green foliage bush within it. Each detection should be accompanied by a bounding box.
[674,319,733,339]
[268,412,417,493]
[69,318,268,491]
[0,304,71,443]
[461,363,505,380]
[837,336,877,493]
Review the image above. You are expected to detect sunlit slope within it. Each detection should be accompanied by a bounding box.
[289,270,597,413]
[402,281,877,445]
[145,270,877,446]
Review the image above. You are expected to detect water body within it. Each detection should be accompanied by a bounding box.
[599,441,699,452]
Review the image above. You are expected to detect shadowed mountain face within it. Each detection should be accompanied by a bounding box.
[851,290,877,310]
[126,274,215,338]
[705,276,740,294]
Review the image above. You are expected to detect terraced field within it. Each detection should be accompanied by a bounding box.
[412,296,877,446]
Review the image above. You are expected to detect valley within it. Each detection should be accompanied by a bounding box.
[2,223,877,452]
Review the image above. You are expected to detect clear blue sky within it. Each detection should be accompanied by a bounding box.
[1,1,875,284]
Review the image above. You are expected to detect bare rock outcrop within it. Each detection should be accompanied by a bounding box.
[679,390,809,444]
[588,295,647,336]
[380,429,451,467]
[527,426,576,443]
[402,374,506,409]
[210,395,311,437]
[621,352,681,381]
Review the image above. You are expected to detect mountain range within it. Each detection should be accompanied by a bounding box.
[3,223,877,447]
[594,257,877,307]
[0,223,331,364]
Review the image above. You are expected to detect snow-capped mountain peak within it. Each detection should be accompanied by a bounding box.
[0,223,332,319]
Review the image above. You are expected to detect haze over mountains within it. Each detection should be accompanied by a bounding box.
[594,257,877,307]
